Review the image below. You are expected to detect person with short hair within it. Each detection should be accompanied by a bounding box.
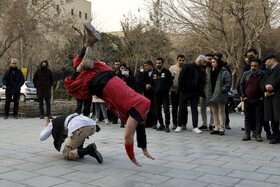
[2,58,25,119]
[260,55,280,144]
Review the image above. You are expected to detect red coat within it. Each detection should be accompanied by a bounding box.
[64,56,112,100]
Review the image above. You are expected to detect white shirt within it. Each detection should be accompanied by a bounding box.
[40,113,96,141]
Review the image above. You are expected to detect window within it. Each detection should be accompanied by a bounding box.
[71,9,74,16]
[32,0,37,5]
[85,13,88,20]
[79,11,81,18]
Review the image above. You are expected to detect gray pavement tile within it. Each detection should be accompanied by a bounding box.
[190,158,226,167]
[216,156,250,164]
[161,155,196,163]
[0,157,26,167]
[0,170,39,182]
[256,166,280,175]
[34,166,78,177]
[126,172,171,185]
[0,180,25,187]
[53,181,96,187]
[10,162,49,172]
[0,166,15,173]
[95,167,138,178]
[162,161,200,170]
[206,184,228,187]
[266,175,280,184]
[240,153,274,161]
[158,168,204,180]
[89,176,134,187]
[60,171,104,183]
[193,165,233,176]
[235,179,279,187]
[129,182,155,187]
[227,170,270,181]
[196,174,241,186]
[20,175,67,187]
[130,164,172,174]
[221,162,260,172]
[156,178,208,187]
[247,160,280,169]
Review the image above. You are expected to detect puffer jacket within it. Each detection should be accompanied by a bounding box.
[205,67,232,104]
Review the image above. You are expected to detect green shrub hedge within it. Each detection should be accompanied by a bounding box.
[53,89,73,100]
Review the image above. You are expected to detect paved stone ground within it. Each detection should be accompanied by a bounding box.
[1,110,280,187]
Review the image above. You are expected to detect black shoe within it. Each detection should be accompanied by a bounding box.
[269,138,280,144]
[199,125,208,130]
[210,130,219,135]
[112,120,118,124]
[165,127,170,133]
[13,115,18,119]
[4,115,8,119]
[219,131,225,135]
[225,124,231,130]
[152,124,157,129]
[266,133,273,140]
[40,115,44,119]
[241,127,245,131]
[157,125,165,131]
[96,125,101,132]
[87,143,103,163]
[120,123,125,128]
[209,125,213,131]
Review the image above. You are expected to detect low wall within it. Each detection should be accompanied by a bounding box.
[0,100,77,118]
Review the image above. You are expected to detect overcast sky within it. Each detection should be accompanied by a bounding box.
[89,0,147,32]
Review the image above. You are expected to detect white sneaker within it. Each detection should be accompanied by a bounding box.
[94,119,99,123]
[104,118,109,125]
[193,128,202,134]
[240,111,244,115]
[175,126,182,133]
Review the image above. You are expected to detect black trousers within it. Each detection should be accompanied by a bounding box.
[178,93,199,128]
[171,91,180,125]
[244,99,263,135]
[38,97,51,116]
[75,97,92,116]
[154,92,170,127]
[5,94,20,116]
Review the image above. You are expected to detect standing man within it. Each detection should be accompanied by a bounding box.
[2,58,25,119]
[239,58,268,141]
[151,57,173,132]
[33,60,54,119]
[169,54,185,130]
[143,60,157,128]
[260,55,280,144]
[175,55,207,133]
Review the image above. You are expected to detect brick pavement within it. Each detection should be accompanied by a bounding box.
[0,111,280,187]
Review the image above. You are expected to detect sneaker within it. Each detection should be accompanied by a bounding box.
[4,115,8,119]
[171,124,177,130]
[241,127,245,131]
[95,118,99,123]
[255,135,263,142]
[157,125,165,131]
[87,143,103,163]
[219,131,225,135]
[266,133,273,140]
[40,115,44,119]
[152,124,157,129]
[182,124,187,130]
[193,128,202,134]
[112,119,118,124]
[120,123,125,128]
[242,133,251,141]
[269,138,280,144]
[104,118,109,125]
[13,115,18,119]
[175,126,182,133]
[240,111,244,115]
[209,125,213,131]
[199,125,208,130]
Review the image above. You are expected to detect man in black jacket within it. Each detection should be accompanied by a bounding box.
[175,55,207,134]
[239,58,270,142]
[2,58,25,119]
[260,55,280,144]
[151,57,173,132]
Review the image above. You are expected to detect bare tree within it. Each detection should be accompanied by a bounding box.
[151,0,280,87]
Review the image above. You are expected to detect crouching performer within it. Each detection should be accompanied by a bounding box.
[64,22,155,166]
[40,113,103,163]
